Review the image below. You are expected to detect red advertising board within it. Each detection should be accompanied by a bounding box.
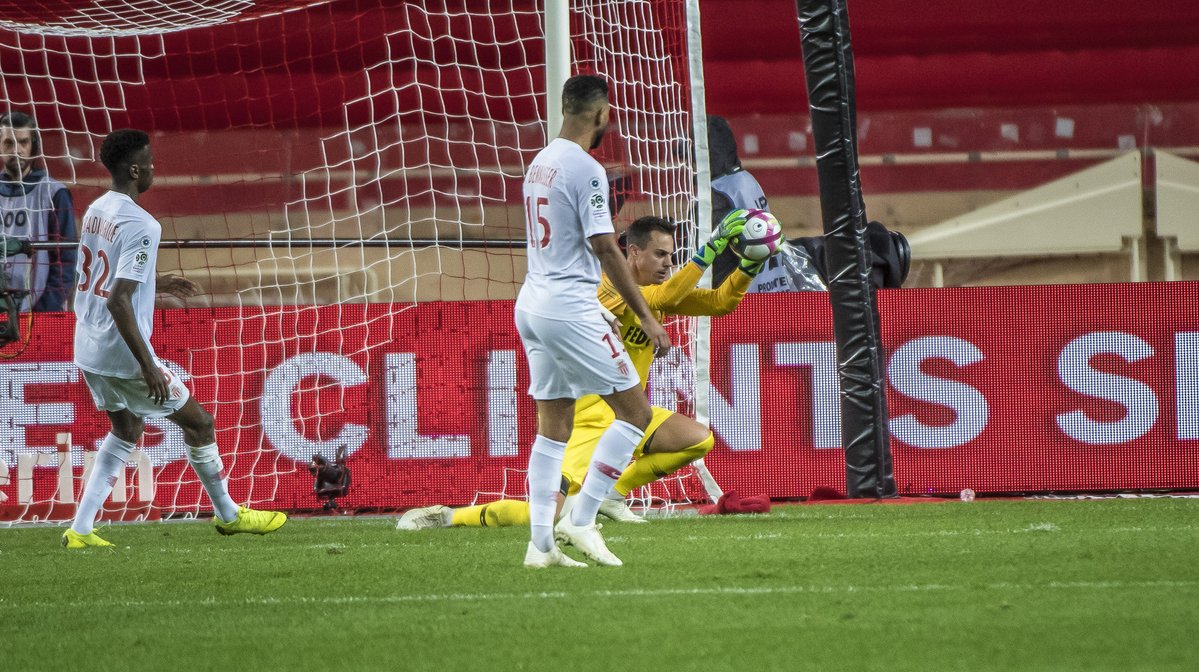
[2,282,1197,517]
[709,282,1199,499]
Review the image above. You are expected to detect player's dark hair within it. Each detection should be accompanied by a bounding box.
[100,129,150,176]
[562,74,609,116]
[625,216,677,250]
[0,110,41,157]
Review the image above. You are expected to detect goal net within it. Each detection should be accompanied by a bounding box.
[0,0,713,524]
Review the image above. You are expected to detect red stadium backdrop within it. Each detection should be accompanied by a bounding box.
[3,282,1198,516]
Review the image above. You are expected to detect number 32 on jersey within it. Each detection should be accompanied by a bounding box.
[76,244,112,298]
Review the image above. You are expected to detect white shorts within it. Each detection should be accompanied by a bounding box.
[82,367,191,419]
[515,308,640,400]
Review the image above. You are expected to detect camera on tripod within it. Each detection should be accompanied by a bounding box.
[0,235,33,346]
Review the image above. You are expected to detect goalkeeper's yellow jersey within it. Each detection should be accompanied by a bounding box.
[575,261,751,415]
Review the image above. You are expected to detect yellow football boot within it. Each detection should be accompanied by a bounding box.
[215,506,287,536]
[62,529,115,549]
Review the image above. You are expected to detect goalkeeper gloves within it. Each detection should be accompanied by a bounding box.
[737,256,766,277]
[691,208,750,268]
[736,231,784,277]
[715,208,751,240]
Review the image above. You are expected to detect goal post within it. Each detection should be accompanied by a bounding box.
[0,0,718,524]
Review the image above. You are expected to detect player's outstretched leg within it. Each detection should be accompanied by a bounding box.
[164,400,286,536]
[398,500,533,530]
[215,506,287,536]
[397,505,453,530]
[62,528,115,549]
[523,541,587,569]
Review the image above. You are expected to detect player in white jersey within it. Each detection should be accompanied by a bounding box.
[515,74,671,568]
[64,129,286,549]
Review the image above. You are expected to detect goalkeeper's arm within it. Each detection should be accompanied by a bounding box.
[644,216,770,317]
[639,208,752,313]
[648,260,755,317]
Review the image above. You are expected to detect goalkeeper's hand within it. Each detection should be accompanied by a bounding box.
[736,231,786,277]
[691,208,751,268]
[737,256,766,277]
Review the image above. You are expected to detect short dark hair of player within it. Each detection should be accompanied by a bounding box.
[0,110,41,156]
[100,129,150,176]
[625,216,677,250]
[562,74,609,116]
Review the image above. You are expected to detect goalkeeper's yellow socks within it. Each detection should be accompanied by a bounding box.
[614,433,714,496]
[451,499,530,528]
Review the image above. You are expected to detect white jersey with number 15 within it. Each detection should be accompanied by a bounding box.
[73,190,161,379]
[515,138,614,319]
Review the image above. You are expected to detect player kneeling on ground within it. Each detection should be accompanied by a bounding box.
[398,212,771,533]
[64,129,286,549]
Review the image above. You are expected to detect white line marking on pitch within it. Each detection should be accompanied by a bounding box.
[4,580,1196,610]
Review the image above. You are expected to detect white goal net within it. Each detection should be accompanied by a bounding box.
[0,0,712,525]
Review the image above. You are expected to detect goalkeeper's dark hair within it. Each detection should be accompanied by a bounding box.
[0,110,41,157]
[625,216,677,250]
[100,129,150,176]
[562,75,609,116]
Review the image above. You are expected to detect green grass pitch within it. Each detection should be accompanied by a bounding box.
[2,498,1196,672]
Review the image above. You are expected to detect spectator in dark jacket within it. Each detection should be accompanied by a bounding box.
[1,111,77,311]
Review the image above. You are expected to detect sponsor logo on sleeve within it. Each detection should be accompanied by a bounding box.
[141,236,152,247]
[590,177,601,189]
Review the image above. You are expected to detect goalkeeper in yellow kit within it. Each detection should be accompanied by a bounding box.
[398,211,768,530]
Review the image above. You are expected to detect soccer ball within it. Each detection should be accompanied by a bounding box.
[731,209,784,261]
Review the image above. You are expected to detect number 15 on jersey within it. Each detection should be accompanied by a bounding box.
[525,196,550,249]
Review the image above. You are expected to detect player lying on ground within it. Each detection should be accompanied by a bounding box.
[64,129,286,549]
[398,211,767,532]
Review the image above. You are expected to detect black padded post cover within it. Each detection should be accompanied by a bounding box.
[795,0,896,497]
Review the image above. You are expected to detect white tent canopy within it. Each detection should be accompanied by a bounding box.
[908,152,1145,285]
[1154,150,1199,280]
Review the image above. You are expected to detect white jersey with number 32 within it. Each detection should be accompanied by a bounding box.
[73,191,161,379]
[515,138,614,319]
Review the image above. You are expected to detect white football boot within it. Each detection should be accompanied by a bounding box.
[396,505,453,530]
[597,495,647,524]
[555,516,623,567]
[523,541,587,569]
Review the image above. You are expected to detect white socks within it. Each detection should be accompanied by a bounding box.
[72,437,240,531]
[571,420,644,527]
[186,443,240,523]
[526,435,567,552]
[71,433,136,535]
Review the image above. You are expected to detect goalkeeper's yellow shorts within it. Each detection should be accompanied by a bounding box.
[561,404,675,493]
